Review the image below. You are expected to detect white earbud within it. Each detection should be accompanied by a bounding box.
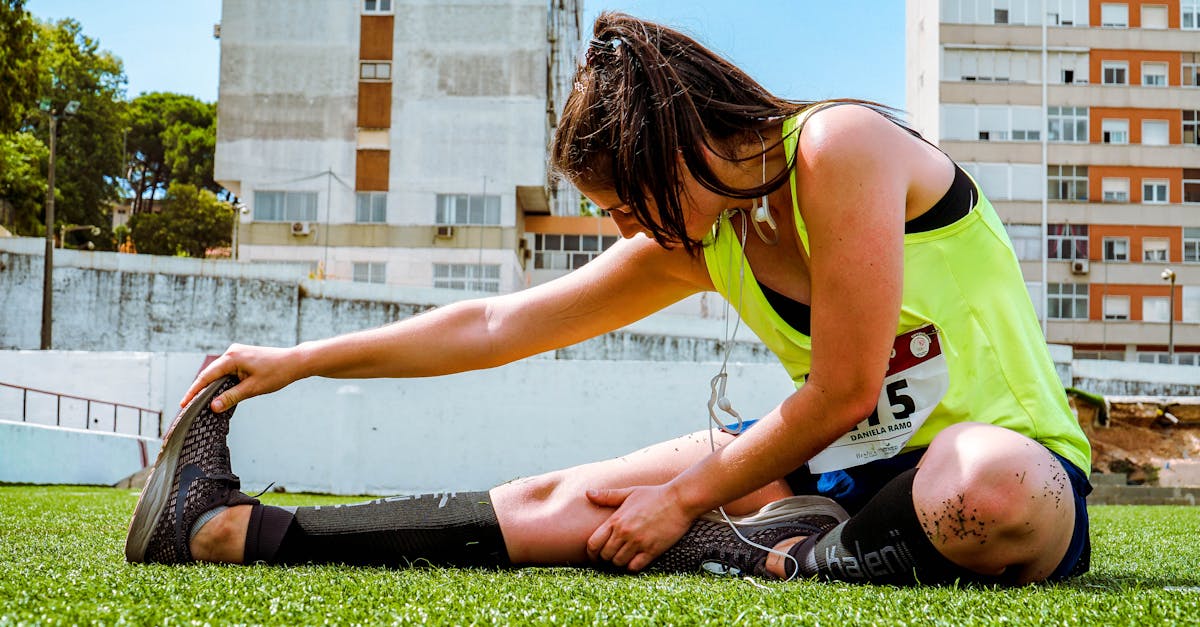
[753,196,774,227]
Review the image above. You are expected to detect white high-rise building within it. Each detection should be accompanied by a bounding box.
[215,0,584,293]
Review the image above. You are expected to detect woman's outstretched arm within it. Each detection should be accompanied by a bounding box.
[184,235,709,411]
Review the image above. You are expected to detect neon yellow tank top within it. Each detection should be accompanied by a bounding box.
[701,110,1091,474]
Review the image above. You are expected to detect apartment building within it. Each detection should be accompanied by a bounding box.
[907,0,1200,363]
[214,0,583,293]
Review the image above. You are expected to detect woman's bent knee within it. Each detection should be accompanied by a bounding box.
[915,425,1076,579]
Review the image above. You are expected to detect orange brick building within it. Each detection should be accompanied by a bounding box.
[909,0,1200,364]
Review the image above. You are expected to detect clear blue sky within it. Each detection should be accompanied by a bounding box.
[25,1,905,108]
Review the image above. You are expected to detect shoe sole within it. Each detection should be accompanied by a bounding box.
[699,495,850,527]
[123,376,235,563]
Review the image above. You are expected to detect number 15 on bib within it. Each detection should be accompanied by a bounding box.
[806,325,950,474]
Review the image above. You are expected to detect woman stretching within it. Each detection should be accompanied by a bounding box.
[126,12,1091,585]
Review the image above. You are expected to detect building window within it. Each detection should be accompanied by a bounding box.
[359,62,392,81]
[1185,56,1200,87]
[1185,169,1200,203]
[1185,0,1200,29]
[1144,237,1169,262]
[1103,295,1130,320]
[1048,283,1088,319]
[1102,178,1129,203]
[433,263,500,292]
[1142,62,1168,87]
[1143,179,1168,204]
[1103,237,1129,262]
[1142,119,1169,146]
[253,191,318,222]
[1102,61,1128,85]
[1101,119,1129,144]
[1047,106,1087,142]
[1075,350,1126,361]
[1047,224,1088,260]
[355,192,387,223]
[363,0,392,13]
[1048,165,1088,201]
[1004,224,1043,261]
[1184,227,1200,262]
[1144,296,1170,322]
[1100,3,1128,27]
[1137,352,1174,364]
[1185,111,1200,145]
[994,8,1009,23]
[1185,62,1200,88]
[352,262,386,284]
[1141,4,1168,28]
[435,194,501,225]
[533,233,618,271]
[1185,286,1200,322]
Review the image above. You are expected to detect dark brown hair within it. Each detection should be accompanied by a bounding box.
[551,12,895,254]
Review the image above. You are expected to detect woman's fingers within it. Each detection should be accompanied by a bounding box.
[586,521,614,562]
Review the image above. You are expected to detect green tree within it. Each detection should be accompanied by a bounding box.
[0,131,47,232]
[0,0,40,133]
[125,92,217,213]
[23,18,128,246]
[128,183,231,258]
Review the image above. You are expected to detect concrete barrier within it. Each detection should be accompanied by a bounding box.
[0,420,159,486]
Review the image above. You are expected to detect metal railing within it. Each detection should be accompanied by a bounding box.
[0,381,163,438]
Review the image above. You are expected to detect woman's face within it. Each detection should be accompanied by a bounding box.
[578,168,730,243]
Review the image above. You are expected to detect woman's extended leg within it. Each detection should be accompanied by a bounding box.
[189,429,794,566]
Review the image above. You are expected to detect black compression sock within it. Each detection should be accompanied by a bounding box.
[789,468,994,585]
[255,491,509,568]
[243,503,294,564]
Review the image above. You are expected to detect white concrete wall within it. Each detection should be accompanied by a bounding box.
[0,350,205,436]
[0,421,159,486]
[0,349,793,494]
[228,359,794,494]
[4,347,1196,493]
[1073,358,1200,396]
[0,239,770,361]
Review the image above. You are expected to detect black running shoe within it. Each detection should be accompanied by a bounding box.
[650,495,849,578]
[125,375,259,564]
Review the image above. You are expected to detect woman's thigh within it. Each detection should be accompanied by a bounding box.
[490,429,794,565]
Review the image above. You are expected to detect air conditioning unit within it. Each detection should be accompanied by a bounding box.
[435,225,455,239]
[1071,259,1090,275]
[290,221,312,236]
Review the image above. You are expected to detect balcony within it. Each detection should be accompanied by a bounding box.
[940,23,1199,53]
[941,81,1200,109]
[1046,319,1200,346]
[1020,260,1200,285]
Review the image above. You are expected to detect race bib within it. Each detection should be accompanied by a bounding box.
[806,325,949,473]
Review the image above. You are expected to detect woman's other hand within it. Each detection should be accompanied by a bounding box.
[585,483,696,572]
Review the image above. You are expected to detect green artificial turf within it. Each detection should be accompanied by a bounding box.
[1,486,1198,626]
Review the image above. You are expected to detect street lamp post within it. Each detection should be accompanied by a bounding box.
[38,98,79,350]
[1162,268,1176,361]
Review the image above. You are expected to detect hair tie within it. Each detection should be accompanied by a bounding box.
[583,36,624,67]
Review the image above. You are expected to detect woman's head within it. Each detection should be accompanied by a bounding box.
[551,12,808,254]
